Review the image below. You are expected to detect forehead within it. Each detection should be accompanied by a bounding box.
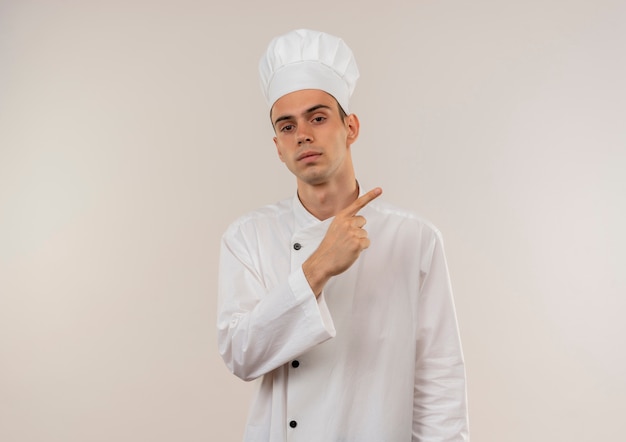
[270,89,338,119]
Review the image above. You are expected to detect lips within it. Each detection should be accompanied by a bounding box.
[297,151,322,161]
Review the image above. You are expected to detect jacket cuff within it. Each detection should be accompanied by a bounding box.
[288,266,336,338]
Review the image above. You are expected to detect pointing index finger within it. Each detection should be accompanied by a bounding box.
[344,187,383,216]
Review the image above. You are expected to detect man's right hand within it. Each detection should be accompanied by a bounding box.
[302,187,382,297]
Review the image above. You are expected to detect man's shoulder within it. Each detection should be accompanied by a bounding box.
[223,197,293,235]
[368,199,442,237]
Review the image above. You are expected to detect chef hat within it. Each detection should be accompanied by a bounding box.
[259,29,359,113]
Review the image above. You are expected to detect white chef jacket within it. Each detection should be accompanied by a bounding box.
[217,188,469,441]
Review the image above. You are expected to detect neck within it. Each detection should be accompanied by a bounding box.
[297,176,359,221]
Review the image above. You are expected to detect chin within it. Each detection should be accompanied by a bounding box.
[299,174,328,186]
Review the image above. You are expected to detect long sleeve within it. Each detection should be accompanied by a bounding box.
[216,226,335,382]
[412,230,469,441]
[217,197,469,440]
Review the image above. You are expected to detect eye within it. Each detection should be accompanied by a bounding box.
[312,116,326,124]
[280,124,295,133]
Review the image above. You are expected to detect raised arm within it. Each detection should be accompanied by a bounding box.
[217,229,336,381]
[217,188,382,382]
[303,187,382,295]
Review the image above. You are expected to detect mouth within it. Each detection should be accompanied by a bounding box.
[297,151,322,162]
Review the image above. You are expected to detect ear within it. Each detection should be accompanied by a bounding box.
[273,136,285,162]
[345,113,360,146]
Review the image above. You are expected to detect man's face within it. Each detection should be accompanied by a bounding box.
[271,89,359,187]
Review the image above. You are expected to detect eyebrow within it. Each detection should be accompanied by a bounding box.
[272,104,333,128]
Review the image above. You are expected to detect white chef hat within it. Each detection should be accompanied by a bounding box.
[259,29,359,113]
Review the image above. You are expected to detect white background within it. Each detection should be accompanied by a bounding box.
[1,0,625,440]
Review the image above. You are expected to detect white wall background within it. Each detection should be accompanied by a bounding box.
[1,0,625,441]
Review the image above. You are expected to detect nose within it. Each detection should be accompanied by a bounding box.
[297,137,311,145]
[296,125,313,145]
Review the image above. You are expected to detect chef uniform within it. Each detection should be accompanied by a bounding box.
[217,29,469,442]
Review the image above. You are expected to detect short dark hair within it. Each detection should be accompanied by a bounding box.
[337,101,348,120]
